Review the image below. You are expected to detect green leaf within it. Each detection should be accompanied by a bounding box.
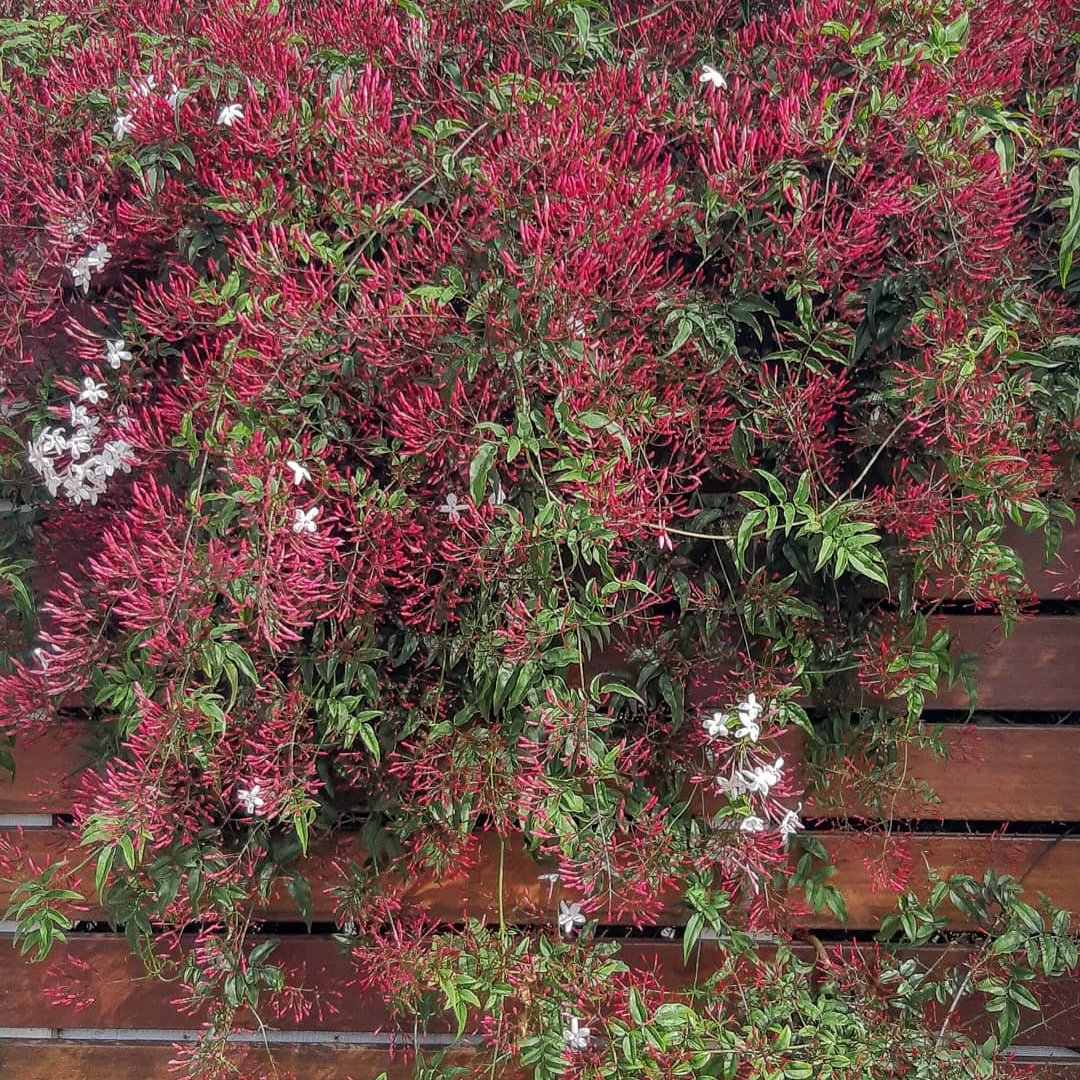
[469,442,497,505]
[668,317,693,355]
[991,930,1026,955]
[735,510,763,571]
[577,411,610,429]
[1059,166,1080,288]
[287,872,313,931]
[355,720,381,764]
[571,4,590,46]
[598,681,645,705]
[755,469,787,502]
[847,550,889,586]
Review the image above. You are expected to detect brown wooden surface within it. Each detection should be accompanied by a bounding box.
[800,725,1080,821]
[0,1040,525,1080]
[5,540,1080,1072]
[0,726,94,814]
[930,617,1080,711]
[3,936,1079,1044]
[0,1043,1077,1080]
[1016,523,1080,599]
[922,524,1080,600]
[803,834,1080,930]
[685,616,1080,713]
[9,721,1080,823]
[0,828,563,926]
[0,935,383,1031]
[4,1043,1080,1080]
[7,828,1080,933]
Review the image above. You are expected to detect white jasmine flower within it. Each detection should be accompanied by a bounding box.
[0,398,29,418]
[237,783,265,815]
[438,492,463,523]
[216,102,244,127]
[85,242,111,270]
[105,439,134,470]
[166,82,183,108]
[70,244,110,291]
[36,426,68,457]
[292,507,319,534]
[562,1015,591,1052]
[739,815,767,834]
[69,257,92,291]
[743,756,784,796]
[715,772,750,798]
[699,64,727,90]
[27,439,51,475]
[132,74,157,98]
[286,459,312,486]
[63,215,90,241]
[99,440,135,476]
[79,378,108,405]
[66,427,94,460]
[702,710,729,739]
[105,338,132,369]
[68,402,95,429]
[733,693,763,741]
[63,462,98,504]
[558,900,586,936]
[777,805,804,845]
[113,111,135,139]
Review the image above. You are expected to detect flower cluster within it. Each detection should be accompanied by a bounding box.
[26,384,134,506]
[703,694,804,864]
[0,0,1076,1075]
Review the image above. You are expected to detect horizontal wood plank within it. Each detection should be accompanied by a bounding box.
[801,725,1080,821]
[0,1039,517,1080]
[2,937,1079,1045]
[922,524,1080,600]
[931,617,1080,711]
[1,828,562,926]
[9,721,1080,824]
[995,524,1080,600]
[0,727,94,814]
[1,1042,1076,1080]
[7,829,1080,932]
[802,834,1080,930]
[685,616,1080,714]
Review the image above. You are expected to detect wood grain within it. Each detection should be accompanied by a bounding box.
[9,721,1080,823]
[801,834,1080,930]
[930,617,1080,711]
[921,524,1080,600]
[1,1042,1076,1080]
[7,828,1080,933]
[2,938,1078,1045]
[1,828,561,926]
[0,1040,525,1080]
[800,725,1080,821]
[0,726,95,814]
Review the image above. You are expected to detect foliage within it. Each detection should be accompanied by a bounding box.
[0,0,1077,1075]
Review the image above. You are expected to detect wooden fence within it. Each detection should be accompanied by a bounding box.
[2,526,1080,1077]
